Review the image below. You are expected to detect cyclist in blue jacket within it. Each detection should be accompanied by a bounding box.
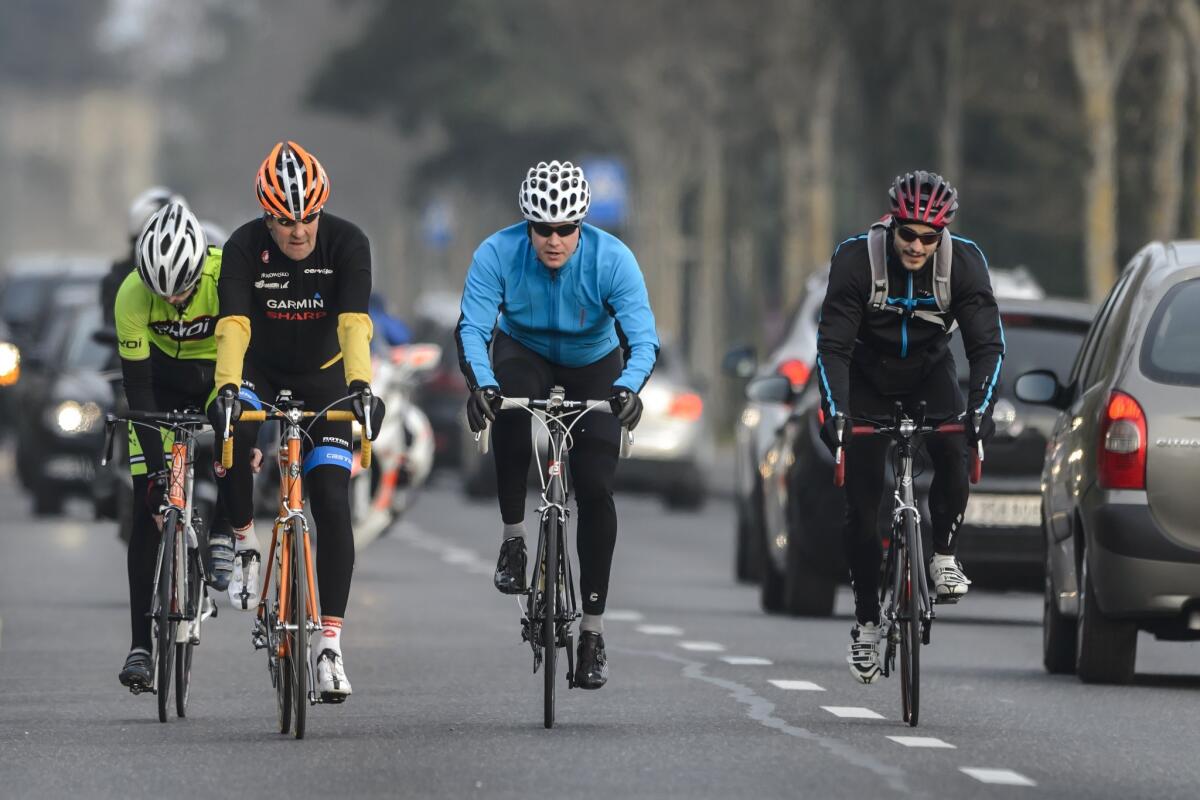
[456,160,659,690]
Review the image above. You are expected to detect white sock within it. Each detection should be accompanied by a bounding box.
[317,618,343,654]
[234,522,260,553]
[581,613,603,634]
[503,522,526,541]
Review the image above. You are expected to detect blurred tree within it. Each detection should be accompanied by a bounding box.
[1177,0,1200,237]
[1147,3,1188,243]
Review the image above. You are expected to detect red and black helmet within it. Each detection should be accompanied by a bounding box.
[889,171,958,227]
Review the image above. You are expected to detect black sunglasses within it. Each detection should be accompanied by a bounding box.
[896,225,942,246]
[529,221,579,238]
[271,212,320,227]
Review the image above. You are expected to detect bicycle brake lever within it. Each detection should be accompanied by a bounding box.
[101,417,116,467]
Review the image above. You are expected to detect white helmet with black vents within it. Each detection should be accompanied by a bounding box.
[136,201,207,299]
[127,186,186,239]
[519,160,591,223]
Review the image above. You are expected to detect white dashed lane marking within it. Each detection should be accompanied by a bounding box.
[821,706,884,719]
[959,768,1037,787]
[720,656,772,666]
[768,679,825,692]
[678,641,726,652]
[886,736,955,749]
[604,610,644,622]
[636,624,684,636]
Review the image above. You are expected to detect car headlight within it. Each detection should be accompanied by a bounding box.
[48,400,103,435]
[0,342,19,386]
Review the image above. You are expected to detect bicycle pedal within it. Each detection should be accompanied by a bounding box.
[933,594,961,605]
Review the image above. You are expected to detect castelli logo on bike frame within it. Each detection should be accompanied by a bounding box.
[548,461,561,476]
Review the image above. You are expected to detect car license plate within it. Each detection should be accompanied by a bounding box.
[963,494,1041,527]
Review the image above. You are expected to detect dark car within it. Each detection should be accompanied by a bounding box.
[14,298,114,515]
[1019,241,1200,684]
[748,296,1093,617]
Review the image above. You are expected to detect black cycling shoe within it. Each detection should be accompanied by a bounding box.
[119,649,152,692]
[494,536,527,595]
[575,631,608,690]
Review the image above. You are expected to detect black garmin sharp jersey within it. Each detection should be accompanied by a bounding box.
[218,212,372,374]
[816,229,1005,417]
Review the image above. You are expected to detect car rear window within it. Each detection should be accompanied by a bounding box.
[1141,278,1200,386]
[951,313,1087,387]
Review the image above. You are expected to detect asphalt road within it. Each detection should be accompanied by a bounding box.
[2,455,1199,799]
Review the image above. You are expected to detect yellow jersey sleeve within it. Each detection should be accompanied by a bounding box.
[336,312,374,386]
[214,315,251,389]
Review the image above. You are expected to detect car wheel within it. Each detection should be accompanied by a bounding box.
[735,478,765,583]
[1075,547,1137,684]
[783,512,836,617]
[759,543,787,614]
[32,485,63,517]
[1042,536,1076,674]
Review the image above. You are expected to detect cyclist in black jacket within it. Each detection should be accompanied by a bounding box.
[815,171,1004,685]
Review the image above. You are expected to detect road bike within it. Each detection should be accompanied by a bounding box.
[221,390,371,739]
[103,410,216,722]
[477,386,630,728]
[833,401,981,726]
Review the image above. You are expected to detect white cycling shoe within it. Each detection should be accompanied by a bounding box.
[929,554,971,602]
[847,622,883,685]
[227,550,261,611]
[316,648,352,703]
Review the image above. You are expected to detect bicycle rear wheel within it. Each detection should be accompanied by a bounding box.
[291,518,309,740]
[543,512,558,730]
[899,513,921,726]
[175,546,201,717]
[156,510,180,723]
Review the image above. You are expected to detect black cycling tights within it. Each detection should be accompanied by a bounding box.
[491,332,622,616]
[212,362,356,619]
[841,356,969,625]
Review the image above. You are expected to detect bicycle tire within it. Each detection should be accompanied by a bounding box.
[274,592,293,733]
[899,512,921,726]
[175,547,201,718]
[291,518,308,740]
[543,511,557,730]
[156,509,179,723]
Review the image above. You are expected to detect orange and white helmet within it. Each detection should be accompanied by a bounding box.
[255,141,330,221]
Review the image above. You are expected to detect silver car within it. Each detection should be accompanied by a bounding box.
[1018,241,1200,684]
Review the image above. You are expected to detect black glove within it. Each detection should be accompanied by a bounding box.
[819,412,852,457]
[466,386,499,433]
[145,469,169,514]
[610,386,643,430]
[210,384,242,436]
[967,411,995,445]
[349,380,386,441]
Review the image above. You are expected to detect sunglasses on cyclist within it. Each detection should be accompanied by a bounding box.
[896,225,943,246]
[271,212,320,227]
[529,221,579,238]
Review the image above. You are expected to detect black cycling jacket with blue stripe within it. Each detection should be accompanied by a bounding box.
[815,227,1005,418]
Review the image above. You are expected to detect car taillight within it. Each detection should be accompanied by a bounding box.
[1098,390,1146,490]
[667,392,703,421]
[777,359,811,390]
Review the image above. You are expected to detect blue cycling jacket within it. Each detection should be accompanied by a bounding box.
[456,222,659,392]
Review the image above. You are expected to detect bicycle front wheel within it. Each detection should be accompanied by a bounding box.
[273,555,293,734]
[156,509,180,723]
[899,513,921,726]
[543,512,558,730]
[291,518,309,740]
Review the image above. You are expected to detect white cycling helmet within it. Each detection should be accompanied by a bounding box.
[518,160,591,223]
[136,201,207,299]
[127,186,186,239]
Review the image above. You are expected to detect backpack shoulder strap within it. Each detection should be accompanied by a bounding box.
[933,228,953,312]
[867,219,891,311]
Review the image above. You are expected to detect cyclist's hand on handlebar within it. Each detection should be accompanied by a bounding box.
[819,411,852,457]
[211,384,243,432]
[466,386,499,433]
[610,386,643,430]
[349,380,386,441]
[966,411,994,445]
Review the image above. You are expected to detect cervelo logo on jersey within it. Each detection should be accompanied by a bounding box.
[304,267,334,275]
[149,315,217,341]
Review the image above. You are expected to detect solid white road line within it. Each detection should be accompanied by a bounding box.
[821,706,884,719]
[769,679,825,692]
[886,736,955,749]
[604,610,645,622]
[678,641,726,652]
[636,624,684,636]
[959,768,1037,787]
[720,656,773,666]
